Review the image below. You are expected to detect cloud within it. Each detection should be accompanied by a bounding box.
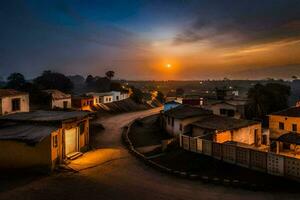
[172,1,300,48]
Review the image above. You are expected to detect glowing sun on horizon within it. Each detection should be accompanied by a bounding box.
[166,64,172,68]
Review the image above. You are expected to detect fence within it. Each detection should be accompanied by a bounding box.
[179,134,300,181]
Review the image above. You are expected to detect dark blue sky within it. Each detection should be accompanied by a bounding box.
[1,0,300,80]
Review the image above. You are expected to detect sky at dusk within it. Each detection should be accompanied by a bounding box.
[1,0,300,80]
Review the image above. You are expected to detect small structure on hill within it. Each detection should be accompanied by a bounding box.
[0,89,29,115]
[42,89,72,109]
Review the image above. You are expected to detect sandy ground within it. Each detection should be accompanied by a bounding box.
[0,107,299,200]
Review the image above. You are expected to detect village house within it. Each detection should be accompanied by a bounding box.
[0,89,29,115]
[72,95,94,111]
[0,110,90,171]
[162,104,212,136]
[189,115,262,146]
[42,89,72,109]
[269,107,300,156]
[111,90,130,101]
[204,99,248,119]
[87,92,114,104]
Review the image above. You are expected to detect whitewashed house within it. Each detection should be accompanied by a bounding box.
[86,92,113,104]
[0,89,29,115]
[162,104,212,136]
[205,100,248,119]
[43,89,72,109]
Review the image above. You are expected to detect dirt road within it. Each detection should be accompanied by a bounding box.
[0,108,298,200]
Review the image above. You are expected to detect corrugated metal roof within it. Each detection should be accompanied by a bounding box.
[164,104,212,119]
[0,89,28,98]
[43,89,71,100]
[0,110,89,122]
[192,115,259,132]
[0,123,58,144]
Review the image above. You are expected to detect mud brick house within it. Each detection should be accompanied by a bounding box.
[42,89,72,109]
[190,115,262,146]
[0,89,29,115]
[0,110,89,171]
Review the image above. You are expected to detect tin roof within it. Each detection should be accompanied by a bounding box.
[0,110,89,123]
[0,89,28,98]
[276,132,300,145]
[192,115,259,132]
[164,104,212,119]
[0,123,58,144]
[43,89,71,100]
[270,107,300,117]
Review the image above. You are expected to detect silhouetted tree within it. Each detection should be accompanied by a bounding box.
[110,81,122,91]
[156,91,165,103]
[105,70,115,80]
[86,75,94,86]
[6,72,26,90]
[176,88,184,96]
[247,83,290,120]
[34,70,73,92]
[130,87,144,104]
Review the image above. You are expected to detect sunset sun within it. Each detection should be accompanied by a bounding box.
[166,64,172,68]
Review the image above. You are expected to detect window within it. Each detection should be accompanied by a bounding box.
[279,122,285,130]
[227,109,235,117]
[171,118,174,127]
[116,96,119,101]
[11,98,21,111]
[79,122,85,135]
[220,109,226,115]
[292,124,298,132]
[53,135,58,148]
[179,124,183,131]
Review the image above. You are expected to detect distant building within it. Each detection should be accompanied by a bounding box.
[269,107,300,155]
[0,110,90,170]
[190,115,262,146]
[86,92,113,104]
[162,104,212,136]
[163,100,181,112]
[205,99,248,119]
[42,89,72,109]
[182,97,203,106]
[111,90,130,101]
[0,89,29,115]
[72,95,94,111]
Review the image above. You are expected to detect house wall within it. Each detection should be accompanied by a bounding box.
[210,103,242,119]
[0,135,52,170]
[269,115,300,135]
[216,124,262,145]
[111,91,121,101]
[52,98,72,109]
[164,115,205,136]
[1,94,29,115]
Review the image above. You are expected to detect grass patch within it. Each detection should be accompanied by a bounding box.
[128,114,171,148]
